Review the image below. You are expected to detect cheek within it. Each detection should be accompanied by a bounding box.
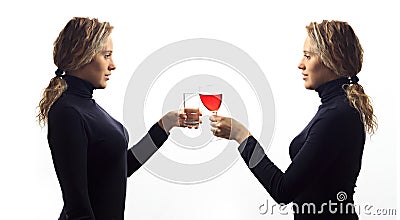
[307,61,322,79]
[96,62,106,72]
[92,61,106,75]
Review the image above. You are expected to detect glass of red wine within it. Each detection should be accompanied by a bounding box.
[199,85,223,141]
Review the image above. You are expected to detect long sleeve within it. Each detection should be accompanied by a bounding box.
[127,122,169,177]
[48,106,95,219]
[238,108,358,204]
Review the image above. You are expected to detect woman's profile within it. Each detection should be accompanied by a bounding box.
[210,20,377,219]
[37,17,189,219]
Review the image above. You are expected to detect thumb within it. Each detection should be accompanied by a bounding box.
[209,115,222,122]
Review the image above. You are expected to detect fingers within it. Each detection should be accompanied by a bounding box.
[209,115,216,122]
[186,124,200,129]
[209,115,222,122]
[179,113,187,119]
[210,120,222,137]
[177,111,187,127]
[210,126,220,136]
[175,109,228,131]
[210,121,219,128]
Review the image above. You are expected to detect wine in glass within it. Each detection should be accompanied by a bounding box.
[199,93,222,116]
[199,85,223,141]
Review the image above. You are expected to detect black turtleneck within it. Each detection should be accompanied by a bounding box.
[48,75,168,220]
[239,78,365,219]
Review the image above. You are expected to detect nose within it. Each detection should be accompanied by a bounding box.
[298,60,305,70]
[109,60,116,71]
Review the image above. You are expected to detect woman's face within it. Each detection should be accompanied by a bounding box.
[77,37,116,89]
[298,36,337,90]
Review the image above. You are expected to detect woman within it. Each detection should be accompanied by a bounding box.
[210,20,377,219]
[37,17,187,219]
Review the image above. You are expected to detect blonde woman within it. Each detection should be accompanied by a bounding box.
[210,20,377,219]
[38,17,187,219]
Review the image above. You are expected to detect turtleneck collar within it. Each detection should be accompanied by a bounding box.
[315,77,349,103]
[63,75,94,99]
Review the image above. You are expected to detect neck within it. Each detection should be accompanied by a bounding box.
[63,74,94,99]
[315,77,349,103]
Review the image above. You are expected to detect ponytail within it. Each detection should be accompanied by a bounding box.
[345,83,377,135]
[37,76,67,126]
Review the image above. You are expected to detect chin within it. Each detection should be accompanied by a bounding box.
[100,81,108,88]
[304,81,316,90]
[95,83,107,89]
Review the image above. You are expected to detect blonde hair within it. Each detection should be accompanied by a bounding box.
[306,20,377,134]
[37,17,113,126]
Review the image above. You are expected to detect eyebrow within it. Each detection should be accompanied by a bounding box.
[303,50,316,54]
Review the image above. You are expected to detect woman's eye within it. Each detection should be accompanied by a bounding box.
[105,53,111,59]
[304,55,311,60]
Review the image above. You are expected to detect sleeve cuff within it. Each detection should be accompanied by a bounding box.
[238,135,267,169]
[149,122,169,147]
[238,135,256,154]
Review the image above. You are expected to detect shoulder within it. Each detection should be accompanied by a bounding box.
[327,98,360,122]
[317,98,362,134]
[48,95,83,123]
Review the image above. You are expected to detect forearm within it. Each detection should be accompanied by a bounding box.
[238,136,292,204]
[127,122,169,176]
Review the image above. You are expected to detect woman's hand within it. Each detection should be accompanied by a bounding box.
[158,110,202,132]
[209,115,251,144]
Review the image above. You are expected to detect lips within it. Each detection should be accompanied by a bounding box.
[302,73,308,80]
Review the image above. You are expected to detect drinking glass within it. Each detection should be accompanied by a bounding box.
[183,93,200,127]
[199,85,223,140]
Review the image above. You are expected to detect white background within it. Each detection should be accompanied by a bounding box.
[0,0,398,219]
